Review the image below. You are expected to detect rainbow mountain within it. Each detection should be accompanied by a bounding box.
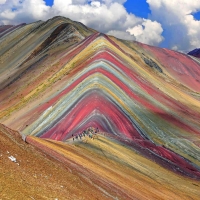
[0,16,200,199]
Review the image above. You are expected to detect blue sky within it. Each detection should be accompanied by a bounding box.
[45,0,53,6]
[124,0,151,18]
[44,0,152,18]
[193,11,200,20]
[0,0,200,51]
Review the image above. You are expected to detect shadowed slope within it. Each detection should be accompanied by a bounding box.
[0,16,95,90]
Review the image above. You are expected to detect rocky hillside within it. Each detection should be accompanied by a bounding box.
[0,16,200,199]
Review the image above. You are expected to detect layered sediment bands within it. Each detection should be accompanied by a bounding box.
[26,134,200,200]
[138,43,200,92]
[0,16,94,90]
[0,17,200,182]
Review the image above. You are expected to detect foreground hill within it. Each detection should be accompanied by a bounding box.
[0,123,109,199]
[1,124,200,199]
[0,16,200,199]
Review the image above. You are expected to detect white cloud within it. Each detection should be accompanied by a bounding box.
[147,0,200,51]
[0,0,6,4]
[127,19,164,46]
[0,0,51,24]
[98,0,127,5]
[127,25,143,37]
[107,30,135,40]
[72,0,87,4]
[91,1,101,7]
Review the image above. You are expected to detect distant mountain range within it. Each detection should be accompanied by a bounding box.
[0,16,200,199]
[188,48,200,58]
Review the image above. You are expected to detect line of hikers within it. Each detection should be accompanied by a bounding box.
[72,127,99,141]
